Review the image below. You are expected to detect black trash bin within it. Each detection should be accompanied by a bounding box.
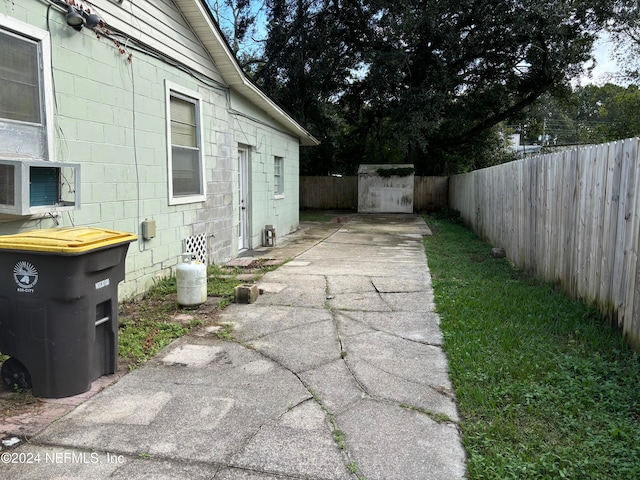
[0,227,137,398]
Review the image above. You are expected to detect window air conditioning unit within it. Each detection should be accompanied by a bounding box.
[0,159,80,216]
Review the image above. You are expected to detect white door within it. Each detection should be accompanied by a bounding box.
[237,147,249,250]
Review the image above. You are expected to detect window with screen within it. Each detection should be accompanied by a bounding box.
[274,156,284,196]
[0,19,53,161]
[166,81,206,204]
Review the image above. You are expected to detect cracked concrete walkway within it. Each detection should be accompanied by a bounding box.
[2,214,466,480]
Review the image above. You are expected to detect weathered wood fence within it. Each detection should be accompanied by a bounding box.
[300,176,358,209]
[449,137,640,350]
[414,176,450,212]
[300,175,448,211]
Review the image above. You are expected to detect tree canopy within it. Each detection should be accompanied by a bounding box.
[212,0,638,174]
[514,84,640,147]
[609,0,640,82]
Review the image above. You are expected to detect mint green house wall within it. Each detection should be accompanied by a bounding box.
[229,94,301,250]
[0,0,316,298]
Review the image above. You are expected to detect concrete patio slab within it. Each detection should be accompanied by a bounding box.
[2,214,465,480]
[337,399,465,480]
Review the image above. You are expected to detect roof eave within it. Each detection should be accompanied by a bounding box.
[175,0,319,147]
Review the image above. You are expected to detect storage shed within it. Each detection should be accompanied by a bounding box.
[357,165,415,213]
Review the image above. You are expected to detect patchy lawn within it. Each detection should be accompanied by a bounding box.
[117,262,280,369]
[424,212,640,479]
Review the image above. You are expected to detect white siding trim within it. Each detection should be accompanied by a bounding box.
[92,0,223,84]
[165,80,207,205]
[0,14,55,162]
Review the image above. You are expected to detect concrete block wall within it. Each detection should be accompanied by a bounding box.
[0,1,259,299]
[229,102,300,250]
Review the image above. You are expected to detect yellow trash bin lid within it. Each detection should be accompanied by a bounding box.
[0,227,137,254]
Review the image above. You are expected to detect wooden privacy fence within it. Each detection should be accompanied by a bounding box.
[300,176,358,209]
[449,137,640,350]
[414,176,449,212]
[300,175,448,211]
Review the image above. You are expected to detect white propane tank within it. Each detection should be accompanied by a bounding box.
[176,253,207,307]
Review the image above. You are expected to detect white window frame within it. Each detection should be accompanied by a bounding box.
[274,156,284,198]
[0,16,55,162]
[165,80,206,205]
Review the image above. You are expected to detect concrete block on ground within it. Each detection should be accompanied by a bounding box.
[234,284,259,304]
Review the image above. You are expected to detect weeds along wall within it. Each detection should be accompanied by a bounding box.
[449,137,640,351]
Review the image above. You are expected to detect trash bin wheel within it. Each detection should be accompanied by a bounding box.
[1,357,32,392]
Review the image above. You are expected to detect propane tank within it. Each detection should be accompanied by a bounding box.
[176,253,207,307]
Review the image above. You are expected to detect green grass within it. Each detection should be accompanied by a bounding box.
[423,214,640,479]
[118,317,193,367]
[299,210,335,222]
[207,264,246,301]
[118,276,197,367]
[213,323,235,341]
[117,262,284,368]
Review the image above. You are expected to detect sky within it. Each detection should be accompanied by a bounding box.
[581,32,624,86]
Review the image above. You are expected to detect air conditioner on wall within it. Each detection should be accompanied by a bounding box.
[0,159,81,216]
